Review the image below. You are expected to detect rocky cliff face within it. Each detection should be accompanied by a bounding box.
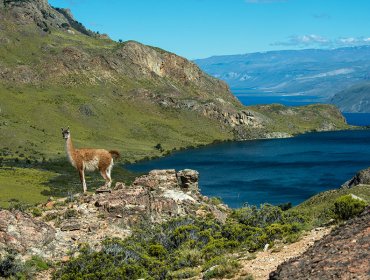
[269,207,370,279]
[2,0,96,36]
[0,169,228,261]
[342,167,370,188]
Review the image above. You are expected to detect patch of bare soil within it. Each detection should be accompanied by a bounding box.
[230,227,332,280]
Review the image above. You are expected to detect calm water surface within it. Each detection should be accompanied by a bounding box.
[126,130,370,208]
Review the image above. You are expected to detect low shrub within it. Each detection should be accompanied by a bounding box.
[0,253,22,278]
[31,207,42,217]
[333,195,367,220]
[203,257,240,280]
[0,253,47,279]
[54,206,307,279]
[169,267,199,279]
[63,209,78,219]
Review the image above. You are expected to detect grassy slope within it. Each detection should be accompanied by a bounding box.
[0,13,351,207]
[0,18,234,206]
[292,184,370,226]
[250,104,349,134]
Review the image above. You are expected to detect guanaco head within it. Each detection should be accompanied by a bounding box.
[61,127,70,140]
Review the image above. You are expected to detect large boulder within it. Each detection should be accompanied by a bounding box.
[93,169,220,224]
[0,210,55,257]
[342,167,370,188]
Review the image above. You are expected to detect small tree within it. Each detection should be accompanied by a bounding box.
[333,195,367,220]
[154,143,164,152]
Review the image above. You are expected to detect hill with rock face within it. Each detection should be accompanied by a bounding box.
[269,207,370,279]
[331,82,370,113]
[0,0,349,165]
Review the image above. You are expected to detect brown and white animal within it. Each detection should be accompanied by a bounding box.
[61,127,120,193]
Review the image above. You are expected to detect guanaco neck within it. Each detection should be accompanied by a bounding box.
[65,136,76,166]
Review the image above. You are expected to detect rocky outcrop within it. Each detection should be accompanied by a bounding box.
[0,210,55,258]
[0,169,228,261]
[342,167,370,188]
[1,0,96,36]
[269,207,370,279]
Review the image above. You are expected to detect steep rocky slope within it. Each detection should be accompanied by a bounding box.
[269,207,370,279]
[331,82,370,113]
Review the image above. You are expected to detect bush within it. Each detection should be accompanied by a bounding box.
[232,204,284,227]
[0,253,22,278]
[209,197,223,205]
[169,267,199,279]
[25,256,49,272]
[203,257,240,280]
[172,248,202,270]
[54,211,307,279]
[333,195,367,220]
[31,207,42,217]
[63,209,78,219]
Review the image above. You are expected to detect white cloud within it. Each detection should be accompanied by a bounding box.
[271,34,330,47]
[272,35,370,48]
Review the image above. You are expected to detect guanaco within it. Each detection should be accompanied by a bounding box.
[61,127,120,193]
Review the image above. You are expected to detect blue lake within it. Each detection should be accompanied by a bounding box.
[126,130,370,208]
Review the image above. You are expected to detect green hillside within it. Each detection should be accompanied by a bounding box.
[0,0,350,207]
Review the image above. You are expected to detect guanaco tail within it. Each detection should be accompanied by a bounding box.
[61,127,120,193]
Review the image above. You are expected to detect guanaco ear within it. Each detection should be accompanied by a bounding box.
[67,126,70,131]
[61,127,64,131]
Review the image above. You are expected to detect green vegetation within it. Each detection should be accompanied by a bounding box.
[51,186,369,279]
[293,184,370,226]
[0,5,351,209]
[250,104,350,135]
[54,204,306,279]
[0,167,56,208]
[333,194,367,220]
[0,253,50,280]
[0,158,143,208]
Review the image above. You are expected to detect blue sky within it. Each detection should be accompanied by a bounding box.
[49,0,370,59]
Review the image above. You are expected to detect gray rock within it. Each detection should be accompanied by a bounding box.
[0,210,55,254]
[177,169,199,192]
[60,220,81,231]
[342,167,370,188]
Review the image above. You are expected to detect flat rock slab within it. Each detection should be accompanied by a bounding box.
[95,187,112,194]
[60,220,81,231]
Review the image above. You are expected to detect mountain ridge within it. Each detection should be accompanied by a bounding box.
[195,46,370,112]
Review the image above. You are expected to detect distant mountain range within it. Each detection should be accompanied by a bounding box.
[195,47,370,112]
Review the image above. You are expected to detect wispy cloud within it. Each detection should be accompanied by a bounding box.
[272,34,330,47]
[312,13,331,20]
[272,34,370,48]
